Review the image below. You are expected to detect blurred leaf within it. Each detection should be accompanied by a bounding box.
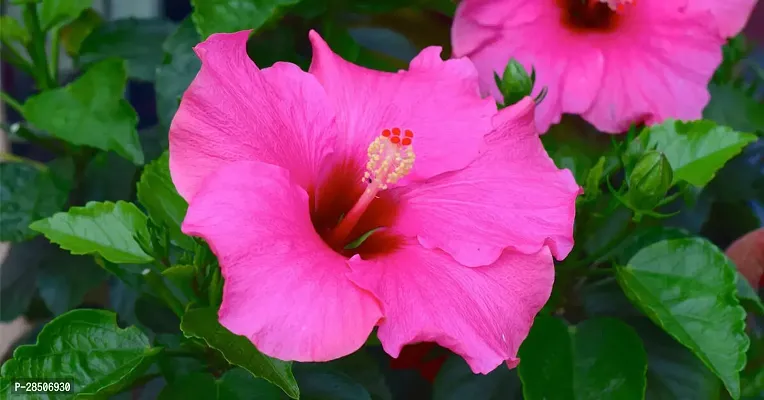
[293,363,371,400]
[639,120,757,187]
[0,309,159,397]
[580,277,641,319]
[23,58,144,165]
[0,161,70,242]
[517,316,647,400]
[0,16,30,44]
[79,18,176,82]
[705,84,764,133]
[707,140,764,204]
[30,201,154,264]
[246,25,303,68]
[40,0,92,31]
[190,0,300,39]
[82,152,137,202]
[159,369,282,399]
[735,271,764,315]
[37,249,108,315]
[137,151,193,250]
[135,295,180,334]
[327,350,392,400]
[583,156,607,201]
[59,8,103,56]
[616,238,749,398]
[156,18,200,128]
[0,237,47,321]
[542,116,617,184]
[433,354,521,400]
[631,319,722,400]
[180,307,299,399]
[162,265,197,303]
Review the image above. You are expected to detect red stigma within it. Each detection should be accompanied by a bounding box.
[401,138,412,146]
[382,129,391,137]
[404,129,414,138]
[392,128,401,136]
[390,136,401,144]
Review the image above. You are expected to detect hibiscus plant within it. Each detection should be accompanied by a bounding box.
[0,0,762,399]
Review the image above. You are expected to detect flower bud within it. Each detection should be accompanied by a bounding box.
[493,59,533,107]
[627,151,673,210]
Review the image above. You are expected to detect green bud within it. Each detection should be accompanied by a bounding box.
[494,59,533,107]
[627,151,673,211]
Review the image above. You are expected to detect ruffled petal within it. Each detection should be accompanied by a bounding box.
[348,242,555,374]
[392,98,580,266]
[169,30,338,201]
[182,161,382,361]
[581,5,724,132]
[686,0,756,37]
[308,30,496,182]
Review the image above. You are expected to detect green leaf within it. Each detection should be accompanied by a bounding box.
[137,151,193,250]
[616,237,749,398]
[190,0,300,38]
[517,316,647,400]
[317,350,393,400]
[162,265,197,303]
[433,354,521,400]
[156,18,200,128]
[704,84,764,133]
[293,363,371,400]
[0,309,160,398]
[159,369,283,399]
[180,307,300,399]
[81,152,137,202]
[0,16,30,44]
[79,18,176,82]
[735,271,764,315]
[23,58,144,164]
[639,120,757,187]
[583,156,607,201]
[29,201,154,264]
[0,161,70,242]
[632,318,722,400]
[40,0,92,31]
[37,249,109,316]
[542,116,618,184]
[0,237,47,321]
[59,8,103,56]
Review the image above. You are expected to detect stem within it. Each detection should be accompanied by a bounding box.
[49,26,60,84]
[22,4,55,89]
[0,91,23,114]
[0,152,47,169]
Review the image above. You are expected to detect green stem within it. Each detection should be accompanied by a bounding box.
[22,4,54,89]
[49,26,60,84]
[0,91,23,114]
[0,152,47,169]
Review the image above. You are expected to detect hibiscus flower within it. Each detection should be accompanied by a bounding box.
[170,30,579,373]
[451,0,740,133]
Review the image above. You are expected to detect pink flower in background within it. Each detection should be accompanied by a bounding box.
[452,0,733,133]
[170,30,579,372]
[686,0,757,37]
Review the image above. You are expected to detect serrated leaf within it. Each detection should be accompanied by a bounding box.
[0,309,159,398]
[29,201,153,264]
[137,151,193,250]
[158,369,283,400]
[0,237,47,321]
[704,84,764,133]
[0,161,70,242]
[616,237,749,398]
[639,120,757,187]
[40,0,92,31]
[190,0,300,39]
[37,248,108,316]
[23,58,144,164]
[179,307,299,399]
[433,354,521,400]
[155,18,200,128]
[517,316,647,400]
[0,16,30,44]
[79,18,176,82]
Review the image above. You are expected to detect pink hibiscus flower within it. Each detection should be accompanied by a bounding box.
[452,0,739,133]
[169,30,580,373]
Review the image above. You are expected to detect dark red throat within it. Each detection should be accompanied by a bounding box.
[558,0,621,33]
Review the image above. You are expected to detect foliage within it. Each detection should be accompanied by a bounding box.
[0,1,761,399]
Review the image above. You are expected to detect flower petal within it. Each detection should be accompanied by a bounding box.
[348,242,554,374]
[581,6,724,132]
[169,30,337,201]
[686,0,756,37]
[308,30,496,182]
[182,161,382,362]
[392,98,580,266]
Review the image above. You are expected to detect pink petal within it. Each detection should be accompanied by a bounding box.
[686,0,757,37]
[451,0,605,133]
[581,5,724,132]
[182,161,382,361]
[169,30,338,201]
[392,98,580,266]
[348,242,555,374]
[308,30,497,182]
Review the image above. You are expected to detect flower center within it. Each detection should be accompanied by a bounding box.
[327,128,416,246]
[558,0,635,32]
